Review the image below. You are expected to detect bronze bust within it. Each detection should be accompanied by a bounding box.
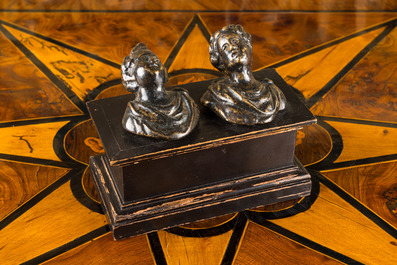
[121,43,199,140]
[201,25,286,125]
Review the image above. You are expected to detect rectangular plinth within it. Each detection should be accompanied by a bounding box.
[90,155,312,240]
[110,129,297,203]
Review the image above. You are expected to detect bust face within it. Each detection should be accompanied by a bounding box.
[121,54,138,92]
[135,52,166,89]
[217,32,252,72]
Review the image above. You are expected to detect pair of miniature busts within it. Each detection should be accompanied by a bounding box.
[121,25,286,140]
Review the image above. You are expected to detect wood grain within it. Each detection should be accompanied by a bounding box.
[180,213,237,229]
[1,0,396,11]
[95,84,130,100]
[295,124,332,166]
[235,221,343,265]
[82,166,100,203]
[0,32,82,122]
[1,12,193,65]
[0,181,107,264]
[0,121,69,161]
[167,24,214,73]
[0,4,396,265]
[311,26,397,123]
[0,160,69,220]
[43,233,155,265]
[2,12,395,81]
[271,183,397,265]
[64,120,103,165]
[276,27,384,100]
[158,229,233,265]
[201,13,397,71]
[167,73,218,86]
[325,120,397,163]
[251,198,302,213]
[92,75,219,99]
[322,161,397,229]
[3,24,120,101]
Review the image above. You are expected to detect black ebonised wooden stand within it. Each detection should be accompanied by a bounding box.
[87,68,316,240]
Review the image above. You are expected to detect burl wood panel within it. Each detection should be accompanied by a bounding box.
[201,13,396,72]
[0,160,69,220]
[1,0,397,11]
[276,27,384,99]
[1,12,193,65]
[0,2,396,264]
[2,24,120,101]
[312,26,397,123]
[0,32,82,122]
[322,161,397,229]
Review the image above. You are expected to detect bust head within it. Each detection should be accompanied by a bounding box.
[121,43,168,93]
[209,25,253,73]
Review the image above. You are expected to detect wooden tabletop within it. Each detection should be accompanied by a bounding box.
[0,1,396,264]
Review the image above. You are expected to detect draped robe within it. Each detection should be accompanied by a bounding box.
[201,78,286,125]
[123,88,199,139]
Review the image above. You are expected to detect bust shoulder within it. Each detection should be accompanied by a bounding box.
[123,88,199,139]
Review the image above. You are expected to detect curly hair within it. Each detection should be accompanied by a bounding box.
[121,43,167,92]
[209,24,252,72]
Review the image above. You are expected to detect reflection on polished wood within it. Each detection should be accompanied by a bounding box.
[0,1,396,264]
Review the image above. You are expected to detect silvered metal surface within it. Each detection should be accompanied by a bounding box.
[121,43,199,140]
[201,24,286,125]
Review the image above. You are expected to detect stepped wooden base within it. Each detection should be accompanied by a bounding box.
[90,155,311,240]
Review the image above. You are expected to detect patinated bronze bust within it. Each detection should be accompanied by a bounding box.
[201,25,286,125]
[121,43,199,140]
